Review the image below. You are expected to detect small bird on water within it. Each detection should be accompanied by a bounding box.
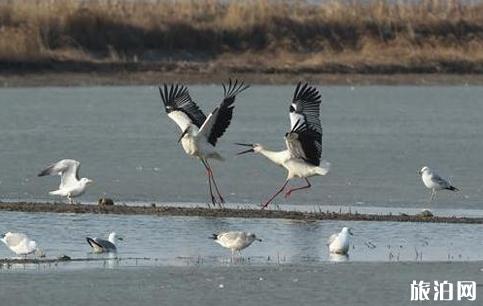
[210,231,262,256]
[327,227,353,255]
[38,159,93,204]
[1,232,39,257]
[419,166,459,203]
[86,232,122,253]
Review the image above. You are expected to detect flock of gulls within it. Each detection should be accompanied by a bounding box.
[1,80,460,260]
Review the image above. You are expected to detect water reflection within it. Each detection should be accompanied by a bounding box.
[329,253,349,262]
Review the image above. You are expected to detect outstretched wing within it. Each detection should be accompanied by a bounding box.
[200,79,249,146]
[285,120,322,166]
[38,159,80,189]
[289,82,322,135]
[159,84,206,130]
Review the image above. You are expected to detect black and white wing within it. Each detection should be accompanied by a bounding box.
[199,79,249,146]
[289,82,322,135]
[159,84,207,131]
[38,159,80,189]
[285,120,322,166]
[86,237,116,252]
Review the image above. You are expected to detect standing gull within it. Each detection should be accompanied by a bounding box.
[1,232,38,256]
[86,232,122,253]
[38,159,93,204]
[158,79,249,207]
[419,166,459,202]
[237,82,330,208]
[210,231,262,256]
[327,227,353,255]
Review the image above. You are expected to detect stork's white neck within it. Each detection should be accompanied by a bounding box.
[258,148,289,166]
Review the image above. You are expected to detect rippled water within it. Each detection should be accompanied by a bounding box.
[0,85,482,210]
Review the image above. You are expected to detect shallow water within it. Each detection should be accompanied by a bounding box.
[1,211,483,269]
[1,85,482,209]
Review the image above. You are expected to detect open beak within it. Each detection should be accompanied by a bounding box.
[235,143,254,155]
[177,129,189,143]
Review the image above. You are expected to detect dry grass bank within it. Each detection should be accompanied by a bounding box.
[1,0,483,74]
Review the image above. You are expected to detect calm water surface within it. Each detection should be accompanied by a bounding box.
[0,85,482,210]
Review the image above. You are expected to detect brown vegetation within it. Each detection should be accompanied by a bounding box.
[1,0,483,74]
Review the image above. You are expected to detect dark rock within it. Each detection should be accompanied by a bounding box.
[98,198,114,206]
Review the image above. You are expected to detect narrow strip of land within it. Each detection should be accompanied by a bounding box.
[1,202,482,224]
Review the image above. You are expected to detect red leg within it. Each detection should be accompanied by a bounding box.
[261,180,289,209]
[205,160,225,207]
[284,178,311,198]
[201,160,216,208]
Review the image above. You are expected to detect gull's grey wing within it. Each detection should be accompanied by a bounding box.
[94,238,116,251]
[87,237,116,251]
[38,159,80,189]
[431,172,451,188]
[217,231,245,243]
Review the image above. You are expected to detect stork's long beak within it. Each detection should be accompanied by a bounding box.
[177,129,189,143]
[256,238,262,242]
[235,143,254,155]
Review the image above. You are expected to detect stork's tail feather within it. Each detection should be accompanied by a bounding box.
[316,160,331,176]
[209,234,218,240]
[447,186,459,192]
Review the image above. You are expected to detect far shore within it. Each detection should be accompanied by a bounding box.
[1,202,482,224]
[2,70,483,87]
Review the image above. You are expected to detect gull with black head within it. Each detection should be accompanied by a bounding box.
[159,79,249,207]
[237,82,330,208]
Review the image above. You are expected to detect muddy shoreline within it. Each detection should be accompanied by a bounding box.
[1,202,482,224]
[2,70,483,87]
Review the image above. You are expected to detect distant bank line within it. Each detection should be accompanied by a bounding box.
[0,202,482,224]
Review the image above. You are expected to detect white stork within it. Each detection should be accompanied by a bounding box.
[236,82,330,208]
[159,79,249,207]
